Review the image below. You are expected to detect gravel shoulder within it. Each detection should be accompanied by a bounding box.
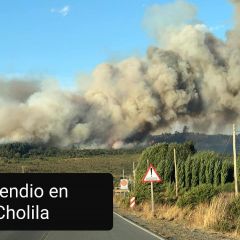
[115,206,238,240]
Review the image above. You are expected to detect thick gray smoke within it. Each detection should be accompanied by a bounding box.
[1,0,240,148]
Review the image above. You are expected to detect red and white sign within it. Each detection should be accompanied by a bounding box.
[142,164,162,183]
[120,179,129,190]
[130,197,135,208]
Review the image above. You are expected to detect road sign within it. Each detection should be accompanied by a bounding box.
[142,164,162,183]
[142,163,162,217]
[120,179,129,190]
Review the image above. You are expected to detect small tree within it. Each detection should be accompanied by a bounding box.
[214,160,222,186]
[185,156,192,189]
[191,158,200,187]
[199,158,206,184]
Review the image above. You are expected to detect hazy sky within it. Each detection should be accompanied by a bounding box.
[0,0,234,88]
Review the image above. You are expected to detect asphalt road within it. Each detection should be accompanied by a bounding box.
[0,213,164,240]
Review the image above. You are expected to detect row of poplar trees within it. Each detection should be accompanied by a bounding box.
[135,142,234,200]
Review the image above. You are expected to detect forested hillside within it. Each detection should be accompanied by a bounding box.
[149,132,239,153]
[0,131,239,159]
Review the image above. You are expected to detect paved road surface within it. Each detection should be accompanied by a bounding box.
[0,213,164,240]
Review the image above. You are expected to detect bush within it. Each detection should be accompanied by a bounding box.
[115,194,131,208]
[227,196,240,221]
[215,195,240,232]
[217,182,234,192]
[177,184,219,208]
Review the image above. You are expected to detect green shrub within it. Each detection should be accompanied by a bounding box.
[118,195,131,208]
[227,196,240,221]
[216,195,240,232]
[165,182,175,197]
[217,182,234,192]
[177,184,219,208]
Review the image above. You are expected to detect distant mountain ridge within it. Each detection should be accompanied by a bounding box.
[148,132,240,154]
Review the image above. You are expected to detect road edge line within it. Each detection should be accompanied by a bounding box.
[113,212,166,240]
[40,232,49,240]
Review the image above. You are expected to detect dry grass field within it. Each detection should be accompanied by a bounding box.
[0,153,140,178]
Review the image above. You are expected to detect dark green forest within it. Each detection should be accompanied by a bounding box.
[0,142,142,159]
[148,132,238,153]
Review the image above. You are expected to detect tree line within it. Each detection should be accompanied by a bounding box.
[0,142,142,159]
[149,132,238,153]
[135,142,234,201]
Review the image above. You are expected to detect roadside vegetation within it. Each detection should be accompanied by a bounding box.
[116,142,240,237]
[1,142,240,236]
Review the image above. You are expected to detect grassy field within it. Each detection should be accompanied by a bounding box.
[0,153,140,178]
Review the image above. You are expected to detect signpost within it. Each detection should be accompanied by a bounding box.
[133,162,136,192]
[142,163,162,217]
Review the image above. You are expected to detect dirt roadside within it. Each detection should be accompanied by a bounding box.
[114,206,238,240]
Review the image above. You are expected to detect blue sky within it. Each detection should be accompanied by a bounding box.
[0,0,234,88]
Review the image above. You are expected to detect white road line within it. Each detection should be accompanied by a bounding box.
[113,212,166,240]
[40,232,49,240]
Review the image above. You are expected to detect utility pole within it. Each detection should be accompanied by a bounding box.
[174,148,178,198]
[233,124,238,196]
[122,169,125,198]
[133,162,136,192]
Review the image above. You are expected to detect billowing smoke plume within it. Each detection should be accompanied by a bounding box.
[1,0,240,147]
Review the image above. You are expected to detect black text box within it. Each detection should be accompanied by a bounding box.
[0,173,113,230]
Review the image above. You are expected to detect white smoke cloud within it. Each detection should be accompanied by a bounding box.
[143,0,197,45]
[1,0,240,147]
